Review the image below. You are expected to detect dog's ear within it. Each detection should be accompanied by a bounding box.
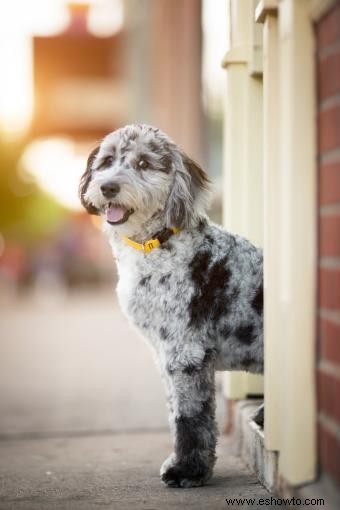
[79,146,100,215]
[183,153,211,206]
[165,151,211,229]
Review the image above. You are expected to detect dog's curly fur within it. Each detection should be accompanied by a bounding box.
[79,123,263,488]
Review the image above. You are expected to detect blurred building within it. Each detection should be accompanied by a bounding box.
[31,3,127,141]
[31,1,204,155]
[222,0,340,503]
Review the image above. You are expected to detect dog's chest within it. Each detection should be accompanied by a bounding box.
[115,249,190,343]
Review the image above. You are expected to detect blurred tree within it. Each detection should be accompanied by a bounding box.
[0,137,66,243]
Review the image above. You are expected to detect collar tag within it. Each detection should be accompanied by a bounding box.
[143,239,160,253]
[122,228,179,253]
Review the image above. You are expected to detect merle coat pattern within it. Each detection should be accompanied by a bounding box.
[79,124,263,488]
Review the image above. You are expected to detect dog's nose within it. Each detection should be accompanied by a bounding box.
[100,182,120,199]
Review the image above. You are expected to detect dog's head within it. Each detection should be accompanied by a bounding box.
[79,124,211,234]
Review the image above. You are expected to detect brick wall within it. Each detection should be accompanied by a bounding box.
[316,1,340,487]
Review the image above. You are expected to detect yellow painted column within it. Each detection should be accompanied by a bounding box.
[276,0,317,484]
[256,0,281,453]
[222,0,264,400]
[257,0,317,484]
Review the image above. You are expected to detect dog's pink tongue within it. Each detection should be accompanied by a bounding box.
[106,205,126,223]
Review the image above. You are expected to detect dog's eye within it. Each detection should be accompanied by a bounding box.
[103,156,114,166]
[97,155,114,170]
[138,159,148,170]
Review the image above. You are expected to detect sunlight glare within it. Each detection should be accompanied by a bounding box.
[0,35,33,138]
[88,0,124,37]
[1,0,70,37]
[22,138,87,211]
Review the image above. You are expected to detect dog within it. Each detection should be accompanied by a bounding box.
[79,123,264,488]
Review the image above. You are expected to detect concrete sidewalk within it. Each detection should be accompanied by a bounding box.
[0,432,268,510]
[0,291,169,435]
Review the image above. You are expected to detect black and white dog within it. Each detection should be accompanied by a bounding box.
[79,123,263,488]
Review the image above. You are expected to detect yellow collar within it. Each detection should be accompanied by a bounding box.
[122,227,180,253]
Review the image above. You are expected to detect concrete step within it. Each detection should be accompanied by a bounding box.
[234,400,278,492]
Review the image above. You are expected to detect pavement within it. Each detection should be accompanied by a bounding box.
[0,289,169,435]
[0,432,268,510]
[0,290,268,509]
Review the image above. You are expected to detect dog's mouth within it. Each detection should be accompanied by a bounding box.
[105,203,134,225]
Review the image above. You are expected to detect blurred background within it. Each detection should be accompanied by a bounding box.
[0,0,227,436]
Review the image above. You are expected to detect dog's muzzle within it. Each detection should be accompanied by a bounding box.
[101,181,120,199]
[100,181,134,225]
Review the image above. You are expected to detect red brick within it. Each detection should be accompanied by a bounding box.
[316,2,340,50]
[319,106,340,153]
[318,369,340,423]
[320,318,340,365]
[318,52,340,101]
[319,267,340,309]
[319,215,340,256]
[320,162,340,205]
[318,421,340,485]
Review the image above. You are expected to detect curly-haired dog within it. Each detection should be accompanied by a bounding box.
[79,124,263,488]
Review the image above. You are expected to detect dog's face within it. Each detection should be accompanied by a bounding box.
[79,124,210,234]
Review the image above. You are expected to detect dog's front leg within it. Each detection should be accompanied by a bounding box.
[160,354,217,488]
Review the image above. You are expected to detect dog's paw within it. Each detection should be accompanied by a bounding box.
[160,453,176,476]
[160,455,212,488]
